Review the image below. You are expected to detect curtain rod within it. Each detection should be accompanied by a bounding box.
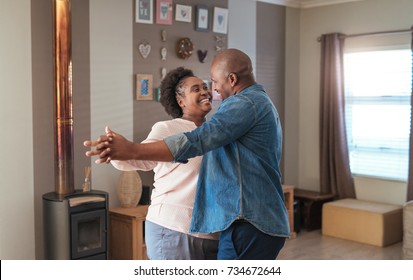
[316,27,413,42]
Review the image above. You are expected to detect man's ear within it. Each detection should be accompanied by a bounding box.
[228,72,238,86]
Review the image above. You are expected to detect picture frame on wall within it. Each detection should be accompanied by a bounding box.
[156,0,173,25]
[213,7,228,34]
[136,0,153,24]
[136,74,153,100]
[195,5,209,32]
[175,4,192,23]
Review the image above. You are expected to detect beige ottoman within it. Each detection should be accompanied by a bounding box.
[322,198,403,247]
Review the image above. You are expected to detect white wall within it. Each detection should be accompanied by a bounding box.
[283,7,300,187]
[89,0,133,208]
[228,0,257,70]
[0,0,35,259]
[296,0,413,204]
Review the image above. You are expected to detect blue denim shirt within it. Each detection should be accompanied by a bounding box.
[164,84,290,237]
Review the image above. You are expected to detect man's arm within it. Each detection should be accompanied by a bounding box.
[84,127,173,164]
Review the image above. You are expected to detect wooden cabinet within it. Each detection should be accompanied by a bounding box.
[108,205,149,260]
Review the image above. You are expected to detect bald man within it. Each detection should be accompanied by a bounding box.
[85,49,290,260]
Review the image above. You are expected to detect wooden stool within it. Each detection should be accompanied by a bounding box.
[294,189,335,231]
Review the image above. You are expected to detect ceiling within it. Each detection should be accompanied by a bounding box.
[259,0,365,8]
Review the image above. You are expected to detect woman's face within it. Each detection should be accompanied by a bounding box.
[178,76,213,118]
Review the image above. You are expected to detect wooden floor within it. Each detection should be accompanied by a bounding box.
[277,229,402,260]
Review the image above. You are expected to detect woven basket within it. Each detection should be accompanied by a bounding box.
[116,171,142,208]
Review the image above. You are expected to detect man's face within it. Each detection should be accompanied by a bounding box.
[210,63,232,100]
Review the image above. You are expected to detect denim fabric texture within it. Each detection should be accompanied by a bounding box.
[164,84,290,237]
[145,220,218,260]
[217,221,286,259]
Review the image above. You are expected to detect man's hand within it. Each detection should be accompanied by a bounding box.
[84,126,174,163]
[84,126,133,164]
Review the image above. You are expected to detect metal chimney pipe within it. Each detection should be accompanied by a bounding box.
[52,0,74,195]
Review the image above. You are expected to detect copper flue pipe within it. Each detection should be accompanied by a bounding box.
[52,0,74,195]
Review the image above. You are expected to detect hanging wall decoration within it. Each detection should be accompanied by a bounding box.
[156,0,173,25]
[161,67,167,79]
[215,35,226,52]
[197,49,207,63]
[136,74,153,100]
[175,4,192,23]
[136,0,154,24]
[161,29,167,42]
[213,7,228,34]
[138,42,151,59]
[176,37,194,59]
[161,47,167,61]
[195,5,209,32]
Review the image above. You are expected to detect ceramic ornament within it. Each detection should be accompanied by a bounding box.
[161,47,167,61]
[161,30,167,42]
[161,67,167,79]
[215,35,226,52]
[138,43,151,59]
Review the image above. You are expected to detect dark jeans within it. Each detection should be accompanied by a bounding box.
[217,220,286,260]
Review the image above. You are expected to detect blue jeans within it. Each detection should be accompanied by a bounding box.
[217,220,286,260]
[145,220,218,260]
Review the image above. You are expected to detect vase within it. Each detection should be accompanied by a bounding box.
[116,171,143,208]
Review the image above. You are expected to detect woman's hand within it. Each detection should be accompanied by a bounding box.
[84,126,133,164]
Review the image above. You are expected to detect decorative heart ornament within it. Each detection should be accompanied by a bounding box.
[138,43,151,59]
[197,50,208,63]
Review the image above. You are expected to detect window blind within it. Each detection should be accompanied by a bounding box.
[344,49,412,181]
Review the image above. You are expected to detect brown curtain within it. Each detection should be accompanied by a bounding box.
[407,26,413,202]
[319,33,356,198]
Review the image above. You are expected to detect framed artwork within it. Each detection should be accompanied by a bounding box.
[136,74,153,100]
[195,5,209,32]
[156,0,173,25]
[213,7,228,34]
[175,4,192,23]
[136,0,153,24]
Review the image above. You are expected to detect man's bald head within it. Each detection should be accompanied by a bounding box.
[212,48,254,80]
[210,49,256,99]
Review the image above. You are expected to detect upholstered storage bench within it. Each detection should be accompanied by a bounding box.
[322,198,403,247]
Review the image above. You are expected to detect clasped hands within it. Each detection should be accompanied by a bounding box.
[84,126,132,164]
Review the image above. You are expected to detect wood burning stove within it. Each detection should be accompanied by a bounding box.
[42,0,109,260]
[43,190,108,260]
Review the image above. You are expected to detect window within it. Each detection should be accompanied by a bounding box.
[344,49,412,181]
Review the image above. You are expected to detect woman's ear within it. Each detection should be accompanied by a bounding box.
[176,96,185,108]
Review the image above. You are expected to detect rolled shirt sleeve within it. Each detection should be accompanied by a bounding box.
[164,133,190,163]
